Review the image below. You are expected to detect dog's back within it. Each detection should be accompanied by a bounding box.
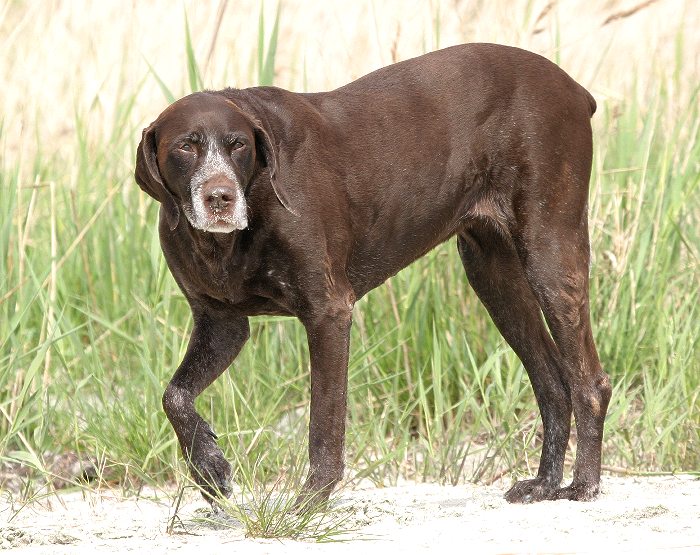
[249,44,597,294]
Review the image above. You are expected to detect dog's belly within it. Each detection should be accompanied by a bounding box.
[344,184,470,297]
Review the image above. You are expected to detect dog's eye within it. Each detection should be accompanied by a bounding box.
[178,143,194,153]
[231,140,245,151]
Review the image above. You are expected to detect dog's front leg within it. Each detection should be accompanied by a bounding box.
[162,311,249,502]
[296,295,354,509]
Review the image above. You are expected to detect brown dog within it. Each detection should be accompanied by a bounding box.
[135,43,611,506]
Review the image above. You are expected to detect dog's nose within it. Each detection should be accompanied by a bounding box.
[205,186,235,212]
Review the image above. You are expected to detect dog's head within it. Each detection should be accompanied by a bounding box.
[135,92,292,233]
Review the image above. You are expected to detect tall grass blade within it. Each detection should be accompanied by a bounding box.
[184,9,203,92]
[258,2,280,86]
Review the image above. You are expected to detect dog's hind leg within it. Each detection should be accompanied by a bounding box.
[509,183,611,501]
[457,221,572,502]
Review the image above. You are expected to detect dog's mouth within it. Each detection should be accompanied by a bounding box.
[205,216,245,234]
[191,214,248,234]
[182,195,248,234]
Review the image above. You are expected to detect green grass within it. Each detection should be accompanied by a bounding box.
[1,4,699,541]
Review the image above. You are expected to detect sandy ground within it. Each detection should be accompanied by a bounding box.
[1,475,699,554]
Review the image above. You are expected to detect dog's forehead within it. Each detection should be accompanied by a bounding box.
[156,94,251,137]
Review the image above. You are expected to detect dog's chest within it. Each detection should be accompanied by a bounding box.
[179,251,295,316]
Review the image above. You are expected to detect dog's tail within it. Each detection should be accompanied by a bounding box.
[583,87,597,117]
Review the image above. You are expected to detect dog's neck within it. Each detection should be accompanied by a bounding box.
[183,222,245,277]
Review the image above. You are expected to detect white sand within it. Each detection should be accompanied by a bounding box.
[2,475,699,554]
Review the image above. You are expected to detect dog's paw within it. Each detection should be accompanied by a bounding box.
[504,477,559,503]
[292,471,340,514]
[292,487,331,514]
[188,444,233,502]
[552,481,600,501]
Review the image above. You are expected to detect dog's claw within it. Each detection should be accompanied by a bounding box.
[552,482,600,501]
[505,477,559,503]
[191,456,232,502]
[505,477,601,503]
[187,438,232,502]
[292,488,331,514]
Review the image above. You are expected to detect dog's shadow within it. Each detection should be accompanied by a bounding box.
[167,504,245,536]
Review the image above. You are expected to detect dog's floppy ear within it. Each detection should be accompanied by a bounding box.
[252,121,298,216]
[135,124,180,230]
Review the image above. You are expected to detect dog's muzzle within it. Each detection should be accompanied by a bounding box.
[185,176,248,233]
